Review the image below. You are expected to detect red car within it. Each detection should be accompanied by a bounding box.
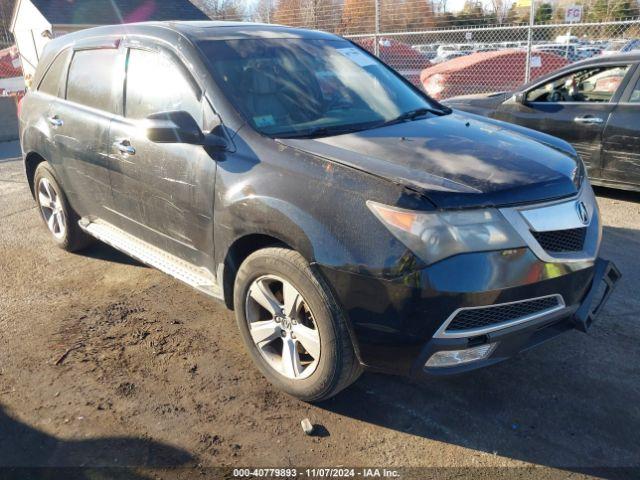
[420,49,569,100]
[355,37,431,86]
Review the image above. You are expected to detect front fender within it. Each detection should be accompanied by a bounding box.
[224,194,353,268]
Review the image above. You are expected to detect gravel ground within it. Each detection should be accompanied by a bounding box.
[1,146,639,479]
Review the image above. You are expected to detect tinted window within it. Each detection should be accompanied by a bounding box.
[527,65,630,103]
[67,49,121,113]
[197,39,441,138]
[39,49,71,96]
[125,48,201,121]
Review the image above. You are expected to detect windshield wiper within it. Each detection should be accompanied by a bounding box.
[277,124,371,139]
[376,107,446,128]
[276,106,450,139]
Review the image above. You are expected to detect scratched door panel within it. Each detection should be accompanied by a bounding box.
[572,140,603,172]
[602,103,640,188]
[107,118,216,266]
[496,101,611,179]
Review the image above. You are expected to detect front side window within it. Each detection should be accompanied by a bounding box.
[39,49,71,96]
[66,48,121,113]
[527,65,630,103]
[125,48,202,122]
[197,38,442,138]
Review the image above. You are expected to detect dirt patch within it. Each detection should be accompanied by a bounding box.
[1,158,639,476]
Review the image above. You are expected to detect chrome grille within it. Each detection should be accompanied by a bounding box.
[531,227,587,253]
[446,296,562,332]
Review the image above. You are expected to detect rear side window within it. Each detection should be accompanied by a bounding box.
[39,49,71,96]
[125,48,201,122]
[66,49,121,113]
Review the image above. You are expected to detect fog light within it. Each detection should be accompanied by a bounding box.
[425,343,497,368]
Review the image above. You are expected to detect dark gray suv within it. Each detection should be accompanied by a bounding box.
[19,21,619,401]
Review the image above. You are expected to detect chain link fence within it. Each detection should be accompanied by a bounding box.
[200,0,640,100]
[1,0,639,100]
[348,19,640,99]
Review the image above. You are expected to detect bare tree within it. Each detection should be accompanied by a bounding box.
[273,0,305,26]
[487,0,512,24]
[340,0,375,34]
[192,0,245,20]
[252,0,276,23]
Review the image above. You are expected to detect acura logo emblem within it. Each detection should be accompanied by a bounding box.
[576,201,589,225]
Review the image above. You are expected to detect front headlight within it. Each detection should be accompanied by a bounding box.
[367,201,526,265]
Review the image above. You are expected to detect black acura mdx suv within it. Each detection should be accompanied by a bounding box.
[19,21,619,401]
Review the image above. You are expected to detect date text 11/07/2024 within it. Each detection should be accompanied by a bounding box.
[232,468,401,478]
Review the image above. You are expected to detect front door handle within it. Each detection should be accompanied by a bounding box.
[115,139,136,156]
[47,115,63,127]
[574,116,604,125]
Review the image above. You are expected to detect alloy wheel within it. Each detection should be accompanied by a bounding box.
[37,178,66,239]
[245,275,321,380]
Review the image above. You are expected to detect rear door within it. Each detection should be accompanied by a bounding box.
[30,48,72,181]
[50,45,124,219]
[495,64,634,178]
[108,45,218,265]
[600,64,640,187]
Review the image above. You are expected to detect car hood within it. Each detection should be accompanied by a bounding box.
[278,112,580,209]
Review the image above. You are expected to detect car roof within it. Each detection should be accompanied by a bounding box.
[45,20,340,47]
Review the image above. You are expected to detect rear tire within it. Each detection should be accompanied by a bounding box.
[34,162,92,252]
[234,247,362,402]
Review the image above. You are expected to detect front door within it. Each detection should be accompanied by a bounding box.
[108,46,218,267]
[601,65,640,187]
[496,64,633,178]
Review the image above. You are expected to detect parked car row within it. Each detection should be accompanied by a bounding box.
[413,38,640,65]
[367,36,640,91]
[602,38,640,56]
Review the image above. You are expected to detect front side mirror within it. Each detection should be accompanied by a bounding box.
[145,110,205,145]
[514,92,528,105]
[203,133,228,151]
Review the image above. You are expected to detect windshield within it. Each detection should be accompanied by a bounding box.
[197,38,441,138]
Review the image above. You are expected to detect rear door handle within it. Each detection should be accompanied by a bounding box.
[114,139,136,156]
[47,115,63,127]
[574,116,604,124]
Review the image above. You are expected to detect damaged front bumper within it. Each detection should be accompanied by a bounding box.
[412,258,621,377]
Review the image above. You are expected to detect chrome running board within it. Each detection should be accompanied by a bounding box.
[79,219,222,299]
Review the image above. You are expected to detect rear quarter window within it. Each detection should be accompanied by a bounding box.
[38,49,71,97]
[66,48,122,113]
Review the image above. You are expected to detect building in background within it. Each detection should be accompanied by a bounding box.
[0,44,20,94]
[10,0,208,82]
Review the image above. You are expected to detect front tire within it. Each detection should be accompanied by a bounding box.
[34,162,92,252]
[234,247,362,402]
